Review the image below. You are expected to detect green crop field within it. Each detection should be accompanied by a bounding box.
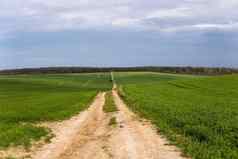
[0,73,112,148]
[115,72,238,159]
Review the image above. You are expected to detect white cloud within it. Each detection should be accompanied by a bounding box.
[161,22,238,32]
[111,18,139,27]
[193,22,238,30]
[146,7,191,19]
[0,0,238,34]
[218,0,238,8]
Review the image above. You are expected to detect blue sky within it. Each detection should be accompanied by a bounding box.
[0,0,238,69]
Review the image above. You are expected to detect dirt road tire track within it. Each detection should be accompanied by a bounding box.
[33,92,108,159]
[111,90,187,159]
[31,90,188,159]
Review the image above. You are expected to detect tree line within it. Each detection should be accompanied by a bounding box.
[0,66,237,75]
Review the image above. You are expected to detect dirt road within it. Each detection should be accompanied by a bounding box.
[31,90,187,159]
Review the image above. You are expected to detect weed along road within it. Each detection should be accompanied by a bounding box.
[31,88,187,159]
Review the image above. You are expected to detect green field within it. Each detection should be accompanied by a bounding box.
[0,73,111,148]
[115,72,238,159]
[1,71,238,159]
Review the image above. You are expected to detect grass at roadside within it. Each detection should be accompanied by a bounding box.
[103,91,118,127]
[108,117,117,126]
[0,73,112,149]
[115,72,238,159]
[103,91,117,113]
[0,123,49,148]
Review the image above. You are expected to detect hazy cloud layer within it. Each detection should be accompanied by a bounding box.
[1,0,238,33]
[0,0,238,68]
[1,29,237,69]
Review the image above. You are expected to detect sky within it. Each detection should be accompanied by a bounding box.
[0,0,238,69]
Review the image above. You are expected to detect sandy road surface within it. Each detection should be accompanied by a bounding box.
[30,90,188,159]
[32,92,107,159]
[111,90,187,159]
